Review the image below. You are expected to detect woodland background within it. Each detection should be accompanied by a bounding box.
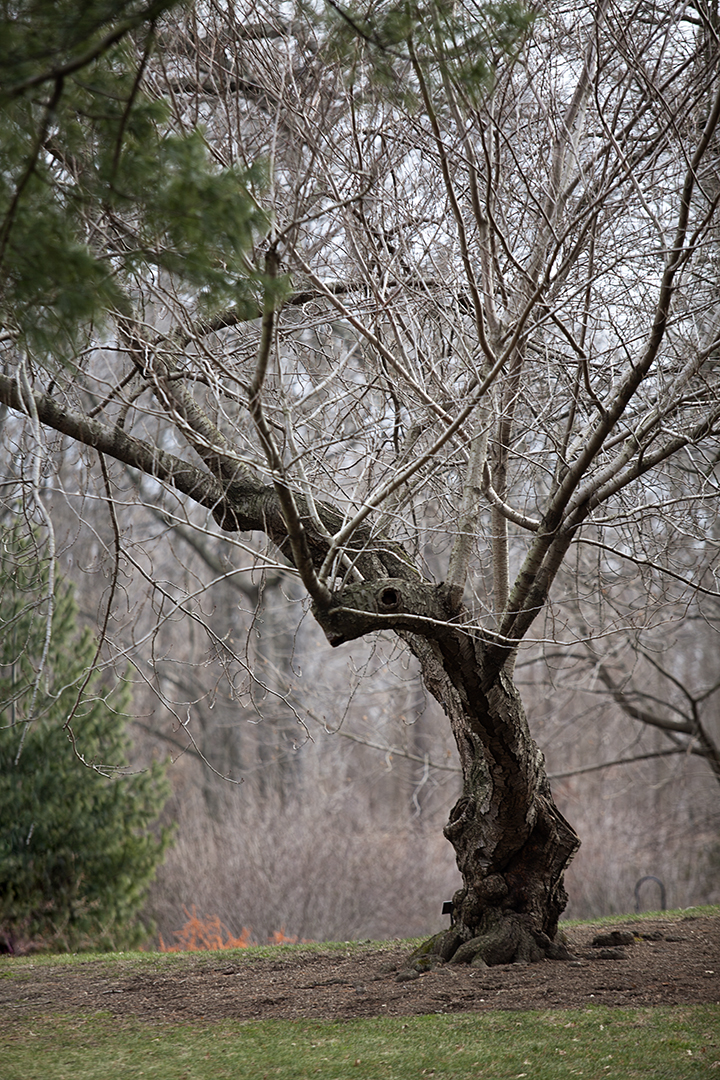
[15,469,719,947]
[1,0,719,950]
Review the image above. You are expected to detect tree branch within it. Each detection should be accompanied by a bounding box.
[549,746,694,780]
[3,1,175,98]
[247,249,332,607]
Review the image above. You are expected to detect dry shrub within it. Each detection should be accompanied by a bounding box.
[147,783,460,946]
[157,908,310,952]
[158,906,252,952]
[557,759,720,920]
[147,757,719,945]
[146,683,719,942]
[268,928,308,944]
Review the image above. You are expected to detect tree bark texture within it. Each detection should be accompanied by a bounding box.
[417,639,580,964]
[313,578,580,965]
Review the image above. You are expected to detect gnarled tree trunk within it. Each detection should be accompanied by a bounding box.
[313,576,580,966]
[415,639,579,965]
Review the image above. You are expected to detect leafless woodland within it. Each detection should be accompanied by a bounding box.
[1,0,719,949]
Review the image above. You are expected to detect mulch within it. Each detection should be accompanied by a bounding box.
[3,914,718,1023]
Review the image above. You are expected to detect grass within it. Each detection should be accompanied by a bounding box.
[0,935,410,979]
[2,906,718,1079]
[2,1006,718,1079]
[560,904,720,928]
[4,903,717,975]
[0,939,416,1003]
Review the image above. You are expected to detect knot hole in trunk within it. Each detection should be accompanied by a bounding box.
[378,586,401,611]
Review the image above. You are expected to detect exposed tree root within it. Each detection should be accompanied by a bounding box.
[406,908,576,972]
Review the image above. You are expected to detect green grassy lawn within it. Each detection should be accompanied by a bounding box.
[3,1006,718,1079]
[2,907,718,1079]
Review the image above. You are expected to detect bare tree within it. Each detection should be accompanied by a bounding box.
[2,0,720,964]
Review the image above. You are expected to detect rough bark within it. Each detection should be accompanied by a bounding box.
[433,671,579,964]
[313,579,580,966]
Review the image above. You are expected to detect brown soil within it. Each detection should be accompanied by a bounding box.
[3,915,719,1023]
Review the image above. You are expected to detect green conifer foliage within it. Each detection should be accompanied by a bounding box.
[0,0,271,360]
[0,531,172,952]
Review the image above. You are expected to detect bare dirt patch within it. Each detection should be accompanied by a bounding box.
[3,915,718,1023]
